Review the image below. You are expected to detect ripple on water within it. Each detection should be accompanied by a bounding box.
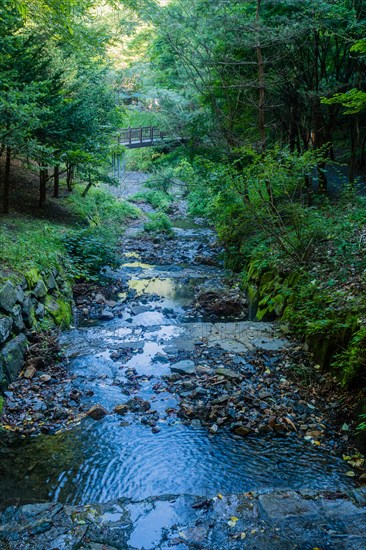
[0,419,353,508]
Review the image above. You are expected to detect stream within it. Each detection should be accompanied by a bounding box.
[1,203,366,549]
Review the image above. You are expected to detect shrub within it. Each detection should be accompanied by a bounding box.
[63,228,119,280]
[143,212,173,234]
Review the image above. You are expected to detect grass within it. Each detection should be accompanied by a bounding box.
[0,216,66,282]
[0,184,141,284]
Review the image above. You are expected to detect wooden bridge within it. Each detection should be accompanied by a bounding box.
[118,126,166,149]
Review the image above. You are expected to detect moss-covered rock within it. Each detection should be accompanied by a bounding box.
[24,268,41,289]
[45,296,73,329]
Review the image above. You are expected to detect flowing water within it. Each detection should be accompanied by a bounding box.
[0,219,353,511]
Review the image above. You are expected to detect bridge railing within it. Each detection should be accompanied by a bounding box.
[119,126,165,146]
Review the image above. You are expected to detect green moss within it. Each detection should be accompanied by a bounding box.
[25,268,41,289]
[0,395,4,416]
[45,296,73,329]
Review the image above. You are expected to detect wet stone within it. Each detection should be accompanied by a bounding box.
[114,404,129,415]
[100,310,115,321]
[86,404,109,420]
[11,305,24,333]
[170,360,195,375]
[0,315,12,344]
[33,279,47,298]
[216,367,242,381]
[258,491,319,520]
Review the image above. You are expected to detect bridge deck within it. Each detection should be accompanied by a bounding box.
[119,126,166,149]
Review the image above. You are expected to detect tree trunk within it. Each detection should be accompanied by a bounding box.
[66,163,74,191]
[39,165,47,208]
[81,172,93,197]
[256,0,266,150]
[304,173,313,206]
[53,164,60,198]
[2,146,11,214]
[350,116,360,183]
[288,106,297,152]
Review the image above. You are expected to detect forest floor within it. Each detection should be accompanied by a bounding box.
[1,171,366,548]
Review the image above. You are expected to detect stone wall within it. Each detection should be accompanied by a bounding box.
[0,270,73,390]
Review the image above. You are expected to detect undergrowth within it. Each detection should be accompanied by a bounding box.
[0,185,140,284]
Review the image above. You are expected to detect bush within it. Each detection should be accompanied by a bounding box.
[131,190,173,212]
[63,228,119,280]
[143,212,173,234]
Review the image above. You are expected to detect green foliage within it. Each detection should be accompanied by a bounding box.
[333,327,366,387]
[62,228,119,280]
[131,190,173,212]
[66,185,141,228]
[143,212,173,234]
[0,396,4,417]
[357,414,366,433]
[322,89,366,115]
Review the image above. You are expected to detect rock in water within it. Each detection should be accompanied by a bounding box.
[86,404,108,420]
[114,404,129,415]
[100,310,115,320]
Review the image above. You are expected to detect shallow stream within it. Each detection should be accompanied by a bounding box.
[0,219,353,510]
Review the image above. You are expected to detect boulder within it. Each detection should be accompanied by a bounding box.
[11,305,24,333]
[0,315,12,344]
[33,280,47,299]
[15,285,25,303]
[35,303,45,319]
[100,310,115,321]
[0,281,17,313]
[22,297,35,328]
[45,272,57,290]
[0,334,28,382]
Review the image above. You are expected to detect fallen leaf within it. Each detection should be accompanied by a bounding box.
[284,417,297,431]
[345,471,356,477]
[228,516,239,527]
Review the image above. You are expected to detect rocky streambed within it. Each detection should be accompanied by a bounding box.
[1,193,366,549]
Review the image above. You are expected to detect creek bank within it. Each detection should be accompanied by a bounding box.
[242,259,366,445]
[1,488,366,549]
[0,269,72,392]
